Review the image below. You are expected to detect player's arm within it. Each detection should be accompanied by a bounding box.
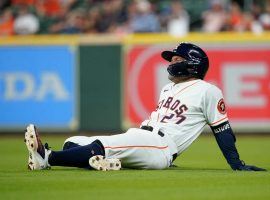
[204,86,266,171]
[210,121,266,171]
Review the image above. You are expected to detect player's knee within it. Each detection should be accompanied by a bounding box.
[90,139,105,156]
[62,141,80,150]
[63,136,84,150]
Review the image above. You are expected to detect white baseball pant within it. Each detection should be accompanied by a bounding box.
[64,128,177,169]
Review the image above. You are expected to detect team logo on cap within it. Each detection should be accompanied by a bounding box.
[217,98,226,114]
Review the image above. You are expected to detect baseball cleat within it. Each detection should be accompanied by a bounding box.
[24,124,51,170]
[89,155,121,171]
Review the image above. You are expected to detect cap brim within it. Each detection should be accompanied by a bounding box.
[161,51,178,62]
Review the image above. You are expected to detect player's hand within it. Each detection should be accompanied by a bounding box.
[237,164,266,171]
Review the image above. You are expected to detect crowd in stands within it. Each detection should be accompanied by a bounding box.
[0,0,270,36]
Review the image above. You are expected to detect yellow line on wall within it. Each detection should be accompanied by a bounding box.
[0,32,270,46]
[123,32,270,45]
[0,35,80,45]
[0,34,121,45]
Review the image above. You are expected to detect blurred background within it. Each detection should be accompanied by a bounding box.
[0,0,270,134]
[0,0,269,35]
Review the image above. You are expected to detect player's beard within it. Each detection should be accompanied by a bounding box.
[168,74,175,81]
[168,74,183,84]
[168,74,196,84]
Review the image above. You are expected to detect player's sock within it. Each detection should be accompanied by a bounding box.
[48,140,105,168]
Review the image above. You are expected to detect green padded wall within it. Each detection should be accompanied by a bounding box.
[79,45,121,132]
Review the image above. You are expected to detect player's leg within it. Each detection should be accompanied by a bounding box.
[44,129,172,170]
[48,140,105,168]
[24,124,119,170]
[25,125,173,170]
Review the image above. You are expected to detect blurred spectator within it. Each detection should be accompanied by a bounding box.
[202,0,227,33]
[84,7,100,33]
[110,0,129,34]
[40,0,79,34]
[95,0,120,33]
[0,0,269,35]
[250,3,262,20]
[226,1,263,33]
[0,9,14,35]
[12,0,35,6]
[242,12,263,34]
[35,0,77,17]
[259,2,270,30]
[48,9,85,34]
[166,0,189,36]
[128,0,160,33]
[35,0,62,17]
[13,5,39,34]
[227,2,245,31]
[246,3,263,34]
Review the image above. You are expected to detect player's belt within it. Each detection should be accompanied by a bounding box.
[140,126,177,162]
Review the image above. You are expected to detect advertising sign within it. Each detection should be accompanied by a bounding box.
[0,46,76,129]
[124,44,270,130]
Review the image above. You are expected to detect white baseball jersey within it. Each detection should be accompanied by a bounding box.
[65,79,228,169]
[141,79,228,155]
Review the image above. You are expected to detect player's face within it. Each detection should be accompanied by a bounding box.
[168,55,193,83]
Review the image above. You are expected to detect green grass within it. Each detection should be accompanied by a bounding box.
[0,134,269,200]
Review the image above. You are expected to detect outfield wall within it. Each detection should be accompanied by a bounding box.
[0,33,269,133]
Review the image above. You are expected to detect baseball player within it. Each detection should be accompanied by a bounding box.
[24,42,266,171]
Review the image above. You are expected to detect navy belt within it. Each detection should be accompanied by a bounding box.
[140,126,177,162]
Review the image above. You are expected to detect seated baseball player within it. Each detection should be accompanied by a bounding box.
[24,42,266,171]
